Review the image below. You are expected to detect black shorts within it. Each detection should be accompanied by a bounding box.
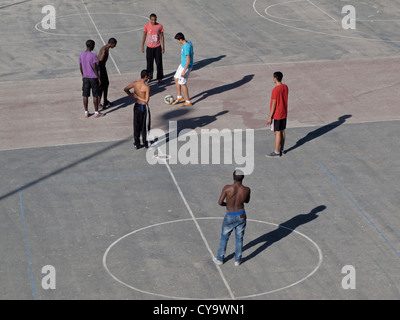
[273,118,287,131]
[82,78,100,97]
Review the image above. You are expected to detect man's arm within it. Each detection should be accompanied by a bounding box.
[98,46,106,62]
[141,31,147,53]
[181,55,191,77]
[218,186,228,207]
[79,63,83,77]
[245,188,251,204]
[267,99,276,125]
[92,62,101,85]
[124,82,136,99]
[161,32,165,54]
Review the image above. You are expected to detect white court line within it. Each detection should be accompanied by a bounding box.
[80,0,121,75]
[307,0,337,21]
[157,147,236,300]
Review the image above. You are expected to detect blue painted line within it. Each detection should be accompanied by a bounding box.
[18,186,37,300]
[317,161,400,260]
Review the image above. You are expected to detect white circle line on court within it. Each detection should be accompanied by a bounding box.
[253,0,400,43]
[34,12,148,37]
[265,0,337,23]
[102,217,323,300]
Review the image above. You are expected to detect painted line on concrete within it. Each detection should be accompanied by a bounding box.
[317,160,400,260]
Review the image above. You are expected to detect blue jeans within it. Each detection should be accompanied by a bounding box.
[216,212,247,263]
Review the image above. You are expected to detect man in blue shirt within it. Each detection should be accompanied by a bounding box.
[172,32,193,106]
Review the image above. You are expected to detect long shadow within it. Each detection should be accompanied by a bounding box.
[191,74,254,105]
[103,55,228,112]
[224,205,326,264]
[0,0,31,9]
[153,110,229,149]
[285,115,352,153]
[0,139,129,202]
[134,55,228,98]
[104,96,133,115]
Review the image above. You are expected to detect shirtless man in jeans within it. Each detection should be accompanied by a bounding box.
[124,70,151,149]
[214,170,251,266]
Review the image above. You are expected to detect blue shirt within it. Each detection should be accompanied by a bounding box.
[181,41,194,69]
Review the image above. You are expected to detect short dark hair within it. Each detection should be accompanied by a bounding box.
[233,170,244,182]
[108,38,117,45]
[174,32,185,41]
[273,71,283,82]
[141,69,150,79]
[86,39,95,49]
[150,13,157,19]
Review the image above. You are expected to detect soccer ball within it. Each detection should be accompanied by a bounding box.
[164,94,174,105]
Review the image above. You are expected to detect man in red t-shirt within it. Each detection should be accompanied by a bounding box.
[141,13,164,83]
[266,71,289,158]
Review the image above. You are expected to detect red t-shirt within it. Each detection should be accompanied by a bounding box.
[270,84,288,120]
[144,22,164,48]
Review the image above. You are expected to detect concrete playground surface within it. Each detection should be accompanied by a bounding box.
[1,0,400,302]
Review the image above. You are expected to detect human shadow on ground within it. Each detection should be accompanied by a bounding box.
[105,55,228,113]
[152,110,229,149]
[145,54,228,97]
[191,74,254,105]
[224,205,326,264]
[285,115,352,154]
[103,96,133,115]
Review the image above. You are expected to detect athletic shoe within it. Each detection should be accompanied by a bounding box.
[213,257,223,266]
[172,97,185,105]
[84,112,89,118]
[235,260,241,267]
[280,149,286,156]
[181,101,192,107]
[94,112,105,118]
[133,144,140,150]
[265,151,281,158]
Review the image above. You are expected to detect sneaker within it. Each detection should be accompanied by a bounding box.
[265,151,281,158]
[235,261,241,267]
[280,149,286,156]
[213,257,223,266]
[172,97,185,105]
[94,112,105,118]
[181,101,193,107]
[104,100,112,109]
[84,112,89,118]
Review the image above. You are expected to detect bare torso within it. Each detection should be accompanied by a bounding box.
[219,183,251,212]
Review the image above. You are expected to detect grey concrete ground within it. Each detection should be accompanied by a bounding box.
[1,0,400,301]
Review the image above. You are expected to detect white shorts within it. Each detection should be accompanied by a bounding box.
[174,64,192,85]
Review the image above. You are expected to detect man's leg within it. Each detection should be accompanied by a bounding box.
[181,84,190,102]
[174,78,182,97]
[274,130,282,154]
[83,97,89,112]
[155,45,163,80]
[216,215,234,263]
[234,217,246,264]
[141,105,151,148]
[101,68,110,106]
[133,104,141,147]
[280,130,286,153]
[93,95,99,112]
[146,47,155,80]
